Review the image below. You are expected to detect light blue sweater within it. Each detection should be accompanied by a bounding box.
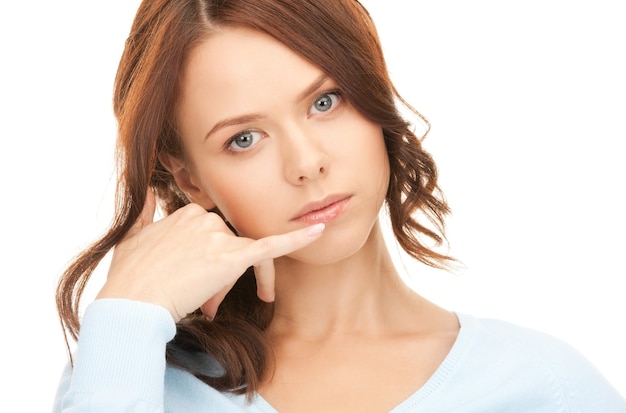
[53,299,626,412]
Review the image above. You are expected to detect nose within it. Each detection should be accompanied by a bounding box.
[281,124,329,185]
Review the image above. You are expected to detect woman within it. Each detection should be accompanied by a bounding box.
[54,0,625,411]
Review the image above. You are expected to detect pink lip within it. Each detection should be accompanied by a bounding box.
[291,194,352,225]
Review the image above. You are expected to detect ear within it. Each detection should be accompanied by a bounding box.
[159,154,216,210]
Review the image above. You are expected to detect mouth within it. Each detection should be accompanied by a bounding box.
[291,194,352,225]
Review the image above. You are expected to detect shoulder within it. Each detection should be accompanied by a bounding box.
[451,313,625,412]
[459,313,581,359]
[460,314,603,378]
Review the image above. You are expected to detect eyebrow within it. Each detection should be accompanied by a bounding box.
[204,74,329,141]
[204,113,266,141]
[296,74,328,104]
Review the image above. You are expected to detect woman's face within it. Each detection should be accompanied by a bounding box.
[174,26,389,263]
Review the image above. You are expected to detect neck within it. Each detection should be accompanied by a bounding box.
[270,223,424,339]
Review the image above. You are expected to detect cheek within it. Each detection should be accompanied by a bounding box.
[347,123,389,186]
[359,127,390,203]
[199,164,278,238]
[370,145,391,208]
[205,181,250,226]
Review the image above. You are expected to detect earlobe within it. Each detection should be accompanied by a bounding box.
[158,154,216,209]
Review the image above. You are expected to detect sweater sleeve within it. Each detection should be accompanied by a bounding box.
[53,299,177,413]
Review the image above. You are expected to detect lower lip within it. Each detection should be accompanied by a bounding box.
[294,197,351,225]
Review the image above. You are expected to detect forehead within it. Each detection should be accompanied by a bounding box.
[179,27,323,117]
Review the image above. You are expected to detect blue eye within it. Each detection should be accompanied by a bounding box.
[227,130,263,151]
[310,91,341,115]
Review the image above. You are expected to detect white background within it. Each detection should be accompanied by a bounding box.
[1,1,624,410]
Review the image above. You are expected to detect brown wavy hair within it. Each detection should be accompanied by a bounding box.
[56,0,453,397]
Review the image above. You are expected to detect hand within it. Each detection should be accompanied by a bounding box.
[97,190,324,322]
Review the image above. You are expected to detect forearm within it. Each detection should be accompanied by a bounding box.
[54,299,176,413]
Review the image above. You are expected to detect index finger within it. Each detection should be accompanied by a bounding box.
[243,223,325,265]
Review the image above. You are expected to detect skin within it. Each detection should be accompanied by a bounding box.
[99,26,459,413]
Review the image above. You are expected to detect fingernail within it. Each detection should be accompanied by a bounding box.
[306,223,325,236]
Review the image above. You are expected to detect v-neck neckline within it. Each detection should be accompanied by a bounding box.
[239,312,474,413]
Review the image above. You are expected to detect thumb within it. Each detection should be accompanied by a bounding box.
[127,189,157,238]
[138,189,157,226]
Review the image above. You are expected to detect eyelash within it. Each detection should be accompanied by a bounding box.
[225,130,265,153]
[223,88,344,154]
[310,89,342,116]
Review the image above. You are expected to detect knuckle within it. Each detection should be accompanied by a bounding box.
[204,211,225,225]
[180,203,206,217]
[172,204,197,222]
[254,237,273,256]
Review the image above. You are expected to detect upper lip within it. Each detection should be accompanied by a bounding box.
[290,194,352,221]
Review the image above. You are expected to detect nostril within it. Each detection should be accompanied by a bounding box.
[285,149,330,185]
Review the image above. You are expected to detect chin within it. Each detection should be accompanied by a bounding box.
[286,223,376,265]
